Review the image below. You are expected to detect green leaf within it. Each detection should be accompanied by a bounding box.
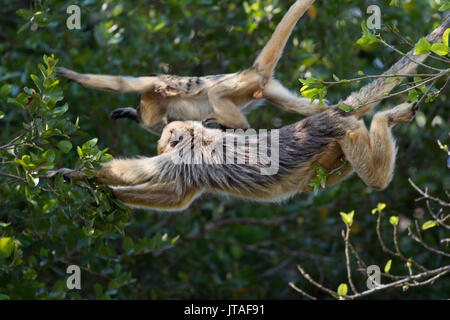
[338,104,352,112]
[430,43,448,56]
[0,237,14,258]
[413,37,431,55]
[443,28,450,48]
[30,74,42,93]
[337,283,348,296]
[422,220,437,230]
[377,203,386,212]
[439,3,450,11]
[384,77,398,84]
[332,74,340,81]
[389,0,399,6]
[171,235,180,244]
[122,236,134,253]
[389,216,399,226]
[0,111,4,120]
[57,140,72,154]
[340,211,354,227]
[0,84,12,97]
[77,146,83,158]
[300,88,319,99]
[93,283,103,296]
[384,259,392,273]
[83,138,98,150]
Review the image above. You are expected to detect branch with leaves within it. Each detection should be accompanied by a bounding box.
[299,17,450,113]
[290,141,450,300]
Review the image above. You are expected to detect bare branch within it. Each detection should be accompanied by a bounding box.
[288,282,317,300]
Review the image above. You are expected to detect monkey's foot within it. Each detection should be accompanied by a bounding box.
[385,102,418,125]
[202,117,237,131]
[110,108,139,122]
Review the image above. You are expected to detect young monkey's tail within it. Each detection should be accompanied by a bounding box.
[253,0,315,80]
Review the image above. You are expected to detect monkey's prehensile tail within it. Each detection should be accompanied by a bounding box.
[253,0,315,80]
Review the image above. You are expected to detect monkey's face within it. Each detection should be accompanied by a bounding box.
[157,121,196,155]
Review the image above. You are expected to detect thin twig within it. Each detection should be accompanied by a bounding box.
[407,226,450,258]
[408,178,450,207]
[378,37,442,72]
[288,282,317,300]
[343,228,359,295]
[376,210,427,272]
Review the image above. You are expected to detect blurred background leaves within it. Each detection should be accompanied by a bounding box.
[0,0,448,299]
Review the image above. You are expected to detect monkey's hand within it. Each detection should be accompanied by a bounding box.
[110,108,139,122]
[253,89,264,99]
[46,168,84,181]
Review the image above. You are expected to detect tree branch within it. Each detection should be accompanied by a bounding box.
[341,17,450,113]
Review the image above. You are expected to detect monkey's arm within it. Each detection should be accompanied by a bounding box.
[56,67,162,93]
[111,182,201,210]
[48,155,172,186]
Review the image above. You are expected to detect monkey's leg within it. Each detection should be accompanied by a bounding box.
[56,67,162,93]
[338,103,417,190]
[137,92,168,131]
[205,83,250,130]
[264,79,327,116]
[109,108,166,135]
[143,120,167,135]
[112,182,201,210]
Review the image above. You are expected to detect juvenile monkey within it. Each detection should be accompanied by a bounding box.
[56,0,325,134]
[48,101,419,211]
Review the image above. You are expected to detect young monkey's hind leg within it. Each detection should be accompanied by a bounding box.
[338,102,417,190]
[110,92,168,135]
[204,80,251,130]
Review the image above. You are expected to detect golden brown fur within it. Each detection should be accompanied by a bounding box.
[49,102,418,211]
[56,0,323,134]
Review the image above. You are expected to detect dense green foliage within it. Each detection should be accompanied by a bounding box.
[0,0,448,299]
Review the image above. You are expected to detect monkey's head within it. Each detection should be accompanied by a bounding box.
[157,121,223,155]
[157,121,197,155]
